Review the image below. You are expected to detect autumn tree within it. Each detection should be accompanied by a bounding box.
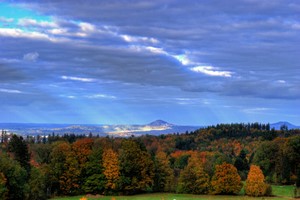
[59,149,81,195]
[245,165,271,196]
[103,148,120,193]
[49,142,80,195]
[211,163,242,194]
[153,151,174,192]
[72,138,93,168]
[119,140,154,194]
[177,154,210,194]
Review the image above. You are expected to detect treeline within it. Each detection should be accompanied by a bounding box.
[0,123,300,199]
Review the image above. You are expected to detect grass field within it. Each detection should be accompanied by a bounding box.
[52,185,296,200]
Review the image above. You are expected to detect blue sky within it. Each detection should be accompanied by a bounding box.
[0,0,299,125]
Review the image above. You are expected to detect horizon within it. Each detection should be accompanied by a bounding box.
[1,1,299,125]
[0,119,298,127]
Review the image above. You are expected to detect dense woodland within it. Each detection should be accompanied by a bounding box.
[0,123,300,199]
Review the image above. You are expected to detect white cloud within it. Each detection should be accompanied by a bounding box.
[0,17,14,23]
[61,75,95,82]
[48,28,67,35]
[79,22,95,32]
[0,28,68,43]
[145,46,167,55]
[277,80,286,84]
[18,18,57,28]
[86,94,116,99]
[23,52,39,62]
[173,54,192,65]
[242,107,272,114]
[191,66,233,77]
[121,34,158,44]
[0,58,20,63]
[0,88,23,94]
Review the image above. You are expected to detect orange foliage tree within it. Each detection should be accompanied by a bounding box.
[72,138,93,168]
[245,165,271,196]
[103,148,120,191]
[211,162,242,194]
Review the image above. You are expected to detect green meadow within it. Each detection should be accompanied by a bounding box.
[52,184,296,200]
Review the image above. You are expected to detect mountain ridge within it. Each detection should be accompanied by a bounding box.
[270,121,299,130]
[0,120,299,137]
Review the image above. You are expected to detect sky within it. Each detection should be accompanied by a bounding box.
[0,0,299,125]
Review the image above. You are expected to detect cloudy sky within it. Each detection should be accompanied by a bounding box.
[0,0,299,125]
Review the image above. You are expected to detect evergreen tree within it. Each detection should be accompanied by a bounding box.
[8,135,31,177]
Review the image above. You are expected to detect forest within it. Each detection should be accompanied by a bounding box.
[0,123,300,200]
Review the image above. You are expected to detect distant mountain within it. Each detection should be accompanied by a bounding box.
[3,120,298,137]
[0,120,202,137]
[270,121,299,130]
[148,120,173,126]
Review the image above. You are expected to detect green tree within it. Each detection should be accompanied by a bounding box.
[253,141,278,180]
[0,153,28,200]
[284,136,300,178]
[27,167,47,200]
[234,149,249,180]
[211,163,242,195]
[48,142,71,196]
[31,143,52,164]
[82,146,106,194]
[8,135,31,177]
[119,140,154,194]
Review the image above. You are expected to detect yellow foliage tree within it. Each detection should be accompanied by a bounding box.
[211,162,242,194]
[177,154,210,194]
[154,151,174,192]
[103,148,120,191]
[245,165,271,196]
[59,143,81,195]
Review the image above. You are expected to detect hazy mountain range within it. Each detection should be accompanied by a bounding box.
[0,120,299,137]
